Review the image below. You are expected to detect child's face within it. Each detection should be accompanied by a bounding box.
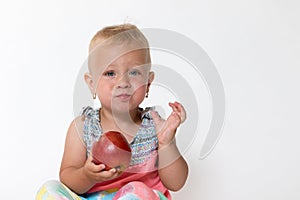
[88,44,153,113]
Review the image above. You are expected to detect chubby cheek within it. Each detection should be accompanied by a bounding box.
[96,81,113,104]
[97,93,111,108]
[130,85,147,103]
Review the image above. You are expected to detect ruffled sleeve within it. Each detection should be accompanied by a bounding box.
[141,106,162,120]
[80,106,103,156]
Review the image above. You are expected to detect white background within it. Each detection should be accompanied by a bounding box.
[1,0,300,199]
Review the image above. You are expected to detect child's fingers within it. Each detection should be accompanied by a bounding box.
[176,102,187,123]
[174,101,185,113]
[174,101,181,110]
[86,156,106,172]
[107,167,117,175]
[96,168,119,180]
[151,110,167,134]
[170,111,181,127]
[168,102,178,113]
[151,110,163,125]
[91,163,106,173]
[169,102,186,123]
[96,164,106,172]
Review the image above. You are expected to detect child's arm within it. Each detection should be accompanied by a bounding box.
[152,102,189,191]
[59,117,120,194]
[157,140,188,191]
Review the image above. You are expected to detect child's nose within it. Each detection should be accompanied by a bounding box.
[117,73,131,88]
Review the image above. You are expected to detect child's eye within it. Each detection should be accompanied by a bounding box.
[103,70,116,77]
[129,70,141,76]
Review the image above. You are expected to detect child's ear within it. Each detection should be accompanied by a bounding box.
[146,72,154,96]
[148,71,155,85]
[84,72,95,94]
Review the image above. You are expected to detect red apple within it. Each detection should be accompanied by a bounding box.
[92,131,132,171]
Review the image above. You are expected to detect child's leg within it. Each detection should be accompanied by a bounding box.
[82,190,117,200]
[36,180,84,200]
[113,181,168,200]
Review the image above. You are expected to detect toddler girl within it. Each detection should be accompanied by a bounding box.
[36,23,188,200]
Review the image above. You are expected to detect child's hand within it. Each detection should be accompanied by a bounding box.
[151,101,186,148]
[83,156,121,183]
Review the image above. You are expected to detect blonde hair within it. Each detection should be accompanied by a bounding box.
[88,24,151,74]
[89,23,150,53]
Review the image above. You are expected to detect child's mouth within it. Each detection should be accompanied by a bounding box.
[115,94,131,101]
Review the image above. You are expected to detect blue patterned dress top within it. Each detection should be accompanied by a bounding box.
[80,106,159,166]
